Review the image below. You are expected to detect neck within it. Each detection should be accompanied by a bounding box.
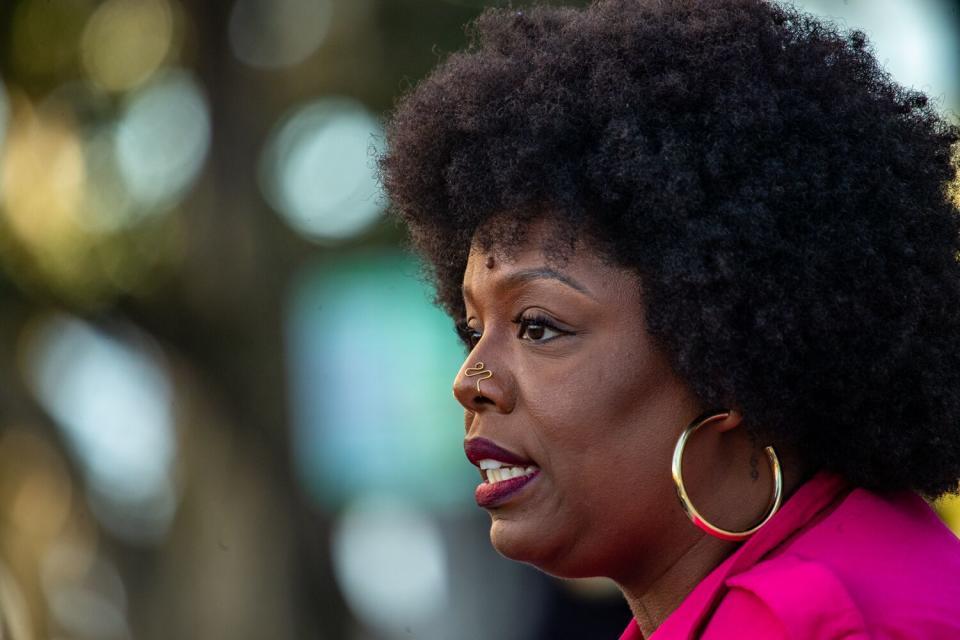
[616,532,738,638]
[615,445,809,637]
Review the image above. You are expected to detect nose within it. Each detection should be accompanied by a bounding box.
[452,358,515,414]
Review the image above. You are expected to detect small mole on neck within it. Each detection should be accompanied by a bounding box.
[485,256,495,269]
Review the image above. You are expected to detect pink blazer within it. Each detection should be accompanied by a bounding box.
[619,471,960,639]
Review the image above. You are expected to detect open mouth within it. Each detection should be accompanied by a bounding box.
[473,464,541,508]
[464,438,542,507]
[479,459,540,484]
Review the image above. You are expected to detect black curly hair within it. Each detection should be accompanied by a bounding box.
[379,0,960,498]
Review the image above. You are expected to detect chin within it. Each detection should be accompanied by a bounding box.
[489,518,591,579]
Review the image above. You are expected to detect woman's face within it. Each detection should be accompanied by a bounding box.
[454,218,706,580]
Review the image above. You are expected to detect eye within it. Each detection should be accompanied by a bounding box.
[514,313,568,343]
[455,319,482,350]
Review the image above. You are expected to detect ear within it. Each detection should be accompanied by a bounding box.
[712,408,743,433]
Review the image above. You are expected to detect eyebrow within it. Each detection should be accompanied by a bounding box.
[463,266,596,302]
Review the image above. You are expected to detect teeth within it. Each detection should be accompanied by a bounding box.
[485,465,538,484]
[478,459,504,470]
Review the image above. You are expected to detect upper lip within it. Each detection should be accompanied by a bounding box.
[464,437,535,467]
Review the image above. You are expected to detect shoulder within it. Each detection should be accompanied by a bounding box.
[703,488,960,639]
[702,555,867,639]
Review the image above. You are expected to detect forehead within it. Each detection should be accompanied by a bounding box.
[467,215,582,266]
[462,217,639,300]
[465,217,571,277]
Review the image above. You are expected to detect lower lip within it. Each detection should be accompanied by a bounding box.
[474,471,541,508]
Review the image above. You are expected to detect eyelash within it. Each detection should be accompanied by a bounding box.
[454,313,570,349]
[455,320,479,349]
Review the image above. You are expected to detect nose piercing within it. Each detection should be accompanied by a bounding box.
[464,362,493,394]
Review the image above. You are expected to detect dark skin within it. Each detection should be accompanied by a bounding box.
[453,218,805,637]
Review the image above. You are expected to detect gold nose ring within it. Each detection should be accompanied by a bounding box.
[464,362,493,394]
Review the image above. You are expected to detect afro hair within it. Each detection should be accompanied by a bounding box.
[380,0,960,498]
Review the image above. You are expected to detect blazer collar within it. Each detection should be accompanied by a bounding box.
[619,470,851,640]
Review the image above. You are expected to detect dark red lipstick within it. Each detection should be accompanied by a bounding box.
[463,437,534,467]
[464,438,540,508]
[474,470,541,508]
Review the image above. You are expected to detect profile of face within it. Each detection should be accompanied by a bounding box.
[453,217,724,582]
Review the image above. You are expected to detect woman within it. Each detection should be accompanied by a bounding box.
[379,0,960,637]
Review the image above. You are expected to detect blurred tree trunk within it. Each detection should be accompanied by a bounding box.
[115,0,349,636]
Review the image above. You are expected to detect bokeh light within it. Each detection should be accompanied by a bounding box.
[260,97,385,241]
[0,430,74,544]
[115,69,210,210]
[0,86,184,302]
[22,314,178,545]
[228,0,333,69]
[80,124,138,233]
[287,251,474,508]
[41,544,130,640]
[331,495,447,637]
[80,0,175,92]
[0,94,86,254]
[0,561,32,640]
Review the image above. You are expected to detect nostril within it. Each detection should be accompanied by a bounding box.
[474,396,495,406]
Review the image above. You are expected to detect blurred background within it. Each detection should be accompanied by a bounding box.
[0,0,956,638]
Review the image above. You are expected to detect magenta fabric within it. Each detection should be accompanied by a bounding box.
[618,471,960,639]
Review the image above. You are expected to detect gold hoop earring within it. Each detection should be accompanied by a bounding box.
[671,412,783,541]
[464,362,493,394]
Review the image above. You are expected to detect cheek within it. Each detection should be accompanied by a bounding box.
[526,342,698,518]
[531,348,685,452]
[598,335,698,438]
[488,343,701,576]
